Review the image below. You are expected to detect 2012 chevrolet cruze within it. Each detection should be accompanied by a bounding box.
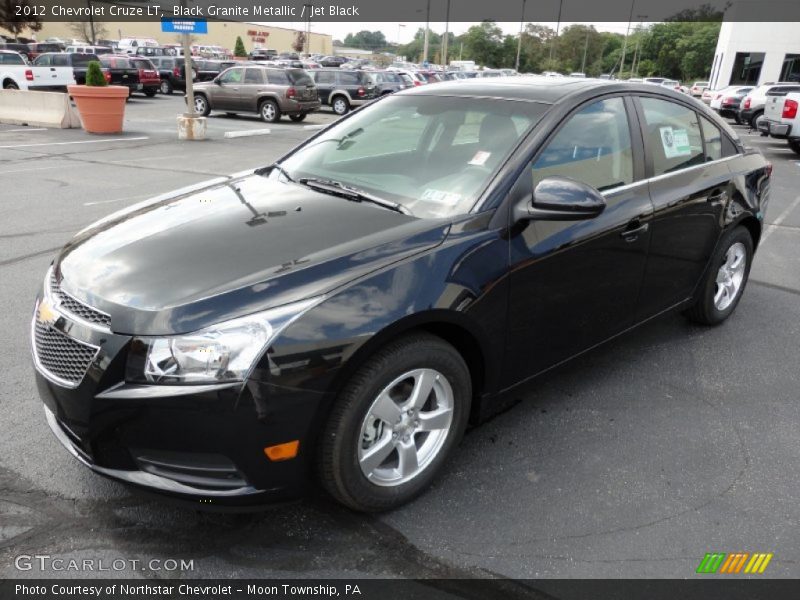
[32,78,771,511]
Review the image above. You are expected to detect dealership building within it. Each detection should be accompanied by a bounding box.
[709,19,800,90]
[31,21,332,55]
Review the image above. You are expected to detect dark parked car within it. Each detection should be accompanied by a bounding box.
[0,42,33,61]
[249,49,276,61]
[33,52,104,85]
[148,56,197,94]
[192,65,319,122]
[310,68,378,115]
[98,55,160,97]
[32,79,770,512]
[27,42,62,60]
[194,59,237,82]
[318,55,348,68]
[372,70,413,95]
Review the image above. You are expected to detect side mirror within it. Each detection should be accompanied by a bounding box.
[214,77,222,86]
[514,176,606,222]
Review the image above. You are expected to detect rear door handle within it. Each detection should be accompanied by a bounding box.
[621,221,649,241]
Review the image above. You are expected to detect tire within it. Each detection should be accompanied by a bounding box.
[318,333,471,512]
[788,139,800,156]
[144,89,157,98]
[749,110,763,129]
[193,94,210,116]
[259,99,280,123]
[225,112,238,117]
[160,79,173,95]
[289,113,307,122]
[331,95,350,116]
[684,226,754,326]
[3,81,19,90]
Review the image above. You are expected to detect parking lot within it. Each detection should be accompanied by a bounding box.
[1,94,799,580]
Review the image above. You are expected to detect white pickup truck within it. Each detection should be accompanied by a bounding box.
[760,88,800,155]
[0,50,75,91]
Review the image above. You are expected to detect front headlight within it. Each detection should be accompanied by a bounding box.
[126,297,322,384]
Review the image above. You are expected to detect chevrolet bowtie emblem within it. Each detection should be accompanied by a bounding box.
[38,299,58,325]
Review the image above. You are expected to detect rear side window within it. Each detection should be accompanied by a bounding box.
[339,72,359,85]
[533,97,634,192]
[699,116,722,162]
[245,68,266,84]
[51,54,69,66]
[287,69,313,86]
[639,97,704,175]
[266,69,288,85]
[315,71,335,85]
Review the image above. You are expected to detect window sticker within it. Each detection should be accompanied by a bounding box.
[421,189,462,206]
[468,151,492,166]
[660,126,692,158]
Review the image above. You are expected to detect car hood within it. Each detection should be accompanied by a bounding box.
[55,174,449,335]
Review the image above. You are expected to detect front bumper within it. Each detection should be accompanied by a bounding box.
[32,296,328,507]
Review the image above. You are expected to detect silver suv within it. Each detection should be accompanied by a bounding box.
[192,66,320,123]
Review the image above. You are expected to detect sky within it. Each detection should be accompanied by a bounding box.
[266,22,638,45]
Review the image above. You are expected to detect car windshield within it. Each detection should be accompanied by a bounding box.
[278,95,547,218]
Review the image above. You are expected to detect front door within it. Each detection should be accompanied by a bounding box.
[210,67,244,111]
[505,96,653,384]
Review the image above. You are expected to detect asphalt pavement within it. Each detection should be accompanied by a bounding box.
[1,95,799,580]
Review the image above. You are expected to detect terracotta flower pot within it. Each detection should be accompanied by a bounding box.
[67,85,129,134]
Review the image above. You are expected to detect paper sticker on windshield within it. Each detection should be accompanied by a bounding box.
[421,189,462,206]
[469,151,491,166]
[660,126,692,158]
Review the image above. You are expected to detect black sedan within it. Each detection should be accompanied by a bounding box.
[32,79,771,512]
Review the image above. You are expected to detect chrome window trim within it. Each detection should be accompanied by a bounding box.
[601,154,740,196]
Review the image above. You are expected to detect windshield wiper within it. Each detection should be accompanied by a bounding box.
[256,162,294,182]
[298,178,410,215]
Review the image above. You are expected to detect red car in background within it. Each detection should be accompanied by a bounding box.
[98,55,160,97]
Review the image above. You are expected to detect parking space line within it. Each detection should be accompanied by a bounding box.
[762,194,800,244]
[1,128,47,133]
[0,137,149,149]
[224,129,271,139]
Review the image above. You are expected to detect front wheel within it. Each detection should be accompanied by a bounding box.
[318,333,471,512]
[331,95,350,116]
[684,226,753,325]
[259,99,280,123]
[193,94,210,116]
[160,79,173,95]
[788,139,800,155]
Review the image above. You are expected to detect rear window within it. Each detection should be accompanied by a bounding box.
[0,52,25,65]
[72,54,98,66]
[287,69,313,86]
[101,56,129,68]
[132,59,154,70]
[36,44,61,53]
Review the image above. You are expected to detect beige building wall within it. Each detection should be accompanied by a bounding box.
[32,21,332,55]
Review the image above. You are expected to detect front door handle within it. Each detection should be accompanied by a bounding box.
[621,221,649,242]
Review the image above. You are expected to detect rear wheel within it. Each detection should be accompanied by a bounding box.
[684,226,753,325]
[749,110,763,129]
[318,333,471,512]
[144,89,157,98]
[331,95,350,116]
[259,99,280,123]
[160,79,173,95]
[193,94,210,116]
[3,81,19,90]
[788,139,800,155]
[289,113,307,122]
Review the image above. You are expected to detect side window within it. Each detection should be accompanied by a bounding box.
[245,68,266,84]
[533,97,634,192]
[220,68,243,84]
[315,71,334,85]
[34,55,50,66]
[266,70,288,85]
[699,116,722,161]
[52,54,68,66]
[339,72,359,85]
[639,97,704,175]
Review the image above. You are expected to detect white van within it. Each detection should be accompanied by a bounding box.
[117,38,159,55]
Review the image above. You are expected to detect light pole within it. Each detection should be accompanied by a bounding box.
[515,0,527,71]
[619,0,636,79]
[422,0,431,64]
[549,0,564,65]
[442,0,451,68]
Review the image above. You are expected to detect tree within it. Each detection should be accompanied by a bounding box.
[460,21,504,68]
[234,36,247,57]
[292,31,306,54]
[343,30,388,51]
[67,19,108,44]
[0,0,43,41]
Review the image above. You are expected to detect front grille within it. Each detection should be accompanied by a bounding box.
[34,319,99,386]
[50,272,111,328]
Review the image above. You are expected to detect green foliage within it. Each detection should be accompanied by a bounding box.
[343,30,388,51]
[292,31,306,53]
[234,36,247,57]
[85,61,107,87]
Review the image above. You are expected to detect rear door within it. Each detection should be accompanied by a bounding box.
[314,70,335,103]
[505,95,653,382]
[633,95,735,317]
